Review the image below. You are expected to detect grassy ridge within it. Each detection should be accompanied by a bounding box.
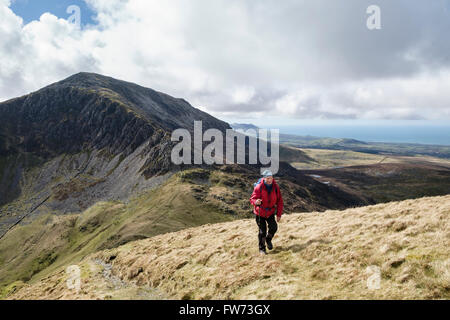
[6,194,450,300]
[0,164,373,293]
[0,170,243,291]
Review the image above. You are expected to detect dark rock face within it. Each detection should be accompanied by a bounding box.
[0,72,230,159]
[0,73,234,236]
[0,87,153,158]
[45,72,231,133]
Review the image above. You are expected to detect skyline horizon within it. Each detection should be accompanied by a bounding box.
[0,70,448,146]
[229,120,450,146]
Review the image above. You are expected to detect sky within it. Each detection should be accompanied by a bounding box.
[10,0,96,25]
[1,0,450,126]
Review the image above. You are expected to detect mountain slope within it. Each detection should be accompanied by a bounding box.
[5,194,449,300]
[0,73,376,293]
[0,72,236,239]
[0,73,368,239]
[0,165,367,289]
[0,72,231,236]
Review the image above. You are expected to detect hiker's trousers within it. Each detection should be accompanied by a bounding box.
[255,214,278,250]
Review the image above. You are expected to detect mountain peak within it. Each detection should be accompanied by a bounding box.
[49,72,142,91]
[0,72,230,173]
[39,72,231,132]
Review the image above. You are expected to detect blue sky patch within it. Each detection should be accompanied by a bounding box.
[10,0,97,26]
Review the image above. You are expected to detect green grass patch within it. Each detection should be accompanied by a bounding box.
[0,169,245,290]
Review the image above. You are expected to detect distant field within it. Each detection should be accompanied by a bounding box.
[291,148,400,170]
[287,147,450,204]
[279,134,450,159]
[301,161,450,204]
[290,148,450,170]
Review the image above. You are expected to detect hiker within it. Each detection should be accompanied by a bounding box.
[250,170,284,255]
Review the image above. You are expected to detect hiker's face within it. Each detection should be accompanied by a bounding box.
[265,176,273,185]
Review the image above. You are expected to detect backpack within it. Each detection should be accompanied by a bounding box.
[253,178,263,189]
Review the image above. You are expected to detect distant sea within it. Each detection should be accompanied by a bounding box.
[267,121,450,146]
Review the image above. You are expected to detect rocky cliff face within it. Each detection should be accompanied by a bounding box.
[0,72,230,159]
[0,73,233,236]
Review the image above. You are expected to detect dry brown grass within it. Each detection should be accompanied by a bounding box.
[7,195,450,300]
[291,148,450,170]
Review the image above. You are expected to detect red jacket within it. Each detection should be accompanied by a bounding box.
[250,179,284,218]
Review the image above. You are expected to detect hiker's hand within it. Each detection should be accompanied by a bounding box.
[255,199,262,206]
[276,216,281,223]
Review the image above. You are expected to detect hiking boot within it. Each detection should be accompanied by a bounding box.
[266,238,273,250]
[259,249,267,255]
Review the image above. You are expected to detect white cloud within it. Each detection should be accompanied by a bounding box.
[0,5,99,100]
[0,0,450,121]
[231,86,255,104]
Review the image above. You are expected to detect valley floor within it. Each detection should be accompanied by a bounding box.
[292,148,450,170]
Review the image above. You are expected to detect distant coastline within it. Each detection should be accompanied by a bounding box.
[274,124,450,146]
